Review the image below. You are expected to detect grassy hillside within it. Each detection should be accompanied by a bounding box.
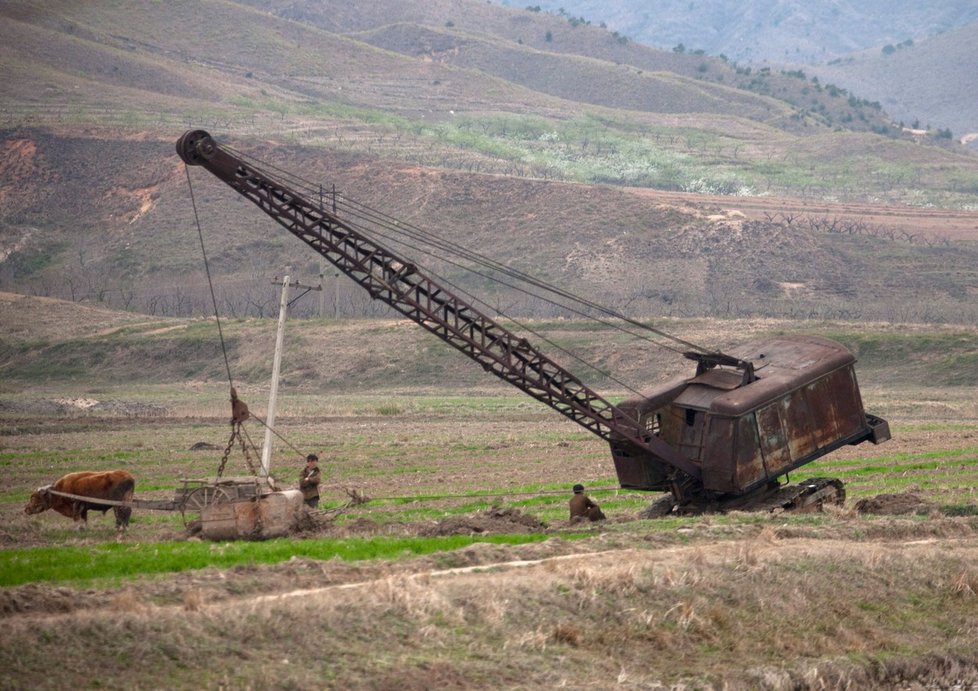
[812,23,978,140]
[0,0,947,145]
[3,128,978,325]
[1,0,978,324]
[249,0,908,136]
[3,293,978,426]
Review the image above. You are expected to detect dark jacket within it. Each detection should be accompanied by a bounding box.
[569,492,605,521]
[299,464,321,501]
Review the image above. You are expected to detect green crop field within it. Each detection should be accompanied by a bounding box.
[2,283,978,690]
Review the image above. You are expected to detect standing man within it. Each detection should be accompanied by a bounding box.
[569,483,605,522]
[299,453,321,508]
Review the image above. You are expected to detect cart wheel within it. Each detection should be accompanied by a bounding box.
[179,485,235,522]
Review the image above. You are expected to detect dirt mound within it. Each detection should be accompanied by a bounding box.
[420,507,548,536]
[296,506,550,540]
[854,491,938,516]
[0,397,168,417]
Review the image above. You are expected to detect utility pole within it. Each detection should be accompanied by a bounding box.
[319,260,327,318]
[333,271,340,318]
[261,270,322,477]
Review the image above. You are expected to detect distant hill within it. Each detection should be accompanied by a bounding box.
[0,0,917,136]
[4,292,978,394]
[3,127,978,328]
[809,23,978,142]
[1,0,977,329]
[524,0,978,143]
[523,0,978,65]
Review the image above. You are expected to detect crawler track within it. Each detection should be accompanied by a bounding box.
[641,477,846,517]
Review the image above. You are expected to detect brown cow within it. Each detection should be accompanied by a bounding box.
[25,470,136,531]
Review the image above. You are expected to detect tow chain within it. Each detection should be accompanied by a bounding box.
[214,387,260,479]
[236,425,259,476]
[216,417,263,537]
[216,423,239,479]
[216,421,259,478]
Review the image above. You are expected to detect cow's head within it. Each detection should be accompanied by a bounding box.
[24,485,53,515]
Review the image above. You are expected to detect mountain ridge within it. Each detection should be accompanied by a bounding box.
[0,0,977,327]
[524,0,978,138]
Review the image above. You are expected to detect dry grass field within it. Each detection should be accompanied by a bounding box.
[2,306,978,687]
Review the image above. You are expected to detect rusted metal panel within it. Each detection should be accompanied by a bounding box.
[622,335,877,495]
[610,444,672,491]
[677,408,707,460]
[756,402,791,472]
[780,389,816,462]
[706,336,857,417]
[701,415,738,493]
[773,366,866,467]
[733,415,765,491]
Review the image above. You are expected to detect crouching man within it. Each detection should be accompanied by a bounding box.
[569,483,605,523]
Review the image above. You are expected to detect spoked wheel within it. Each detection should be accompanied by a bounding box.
[180,485,235,530]
[182,484,235,511]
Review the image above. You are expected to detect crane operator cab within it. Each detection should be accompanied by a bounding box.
[610,335,890,504]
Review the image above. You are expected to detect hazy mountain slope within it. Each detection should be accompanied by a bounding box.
[241,0,713,74]
[0,0,908,141]
[525,0,978,65]
[240,0,899,136]
[810,23,978,140]
[523,0,978,139]
[0,11,230,114]
[0,0,582,122]
[355,23,787,120]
